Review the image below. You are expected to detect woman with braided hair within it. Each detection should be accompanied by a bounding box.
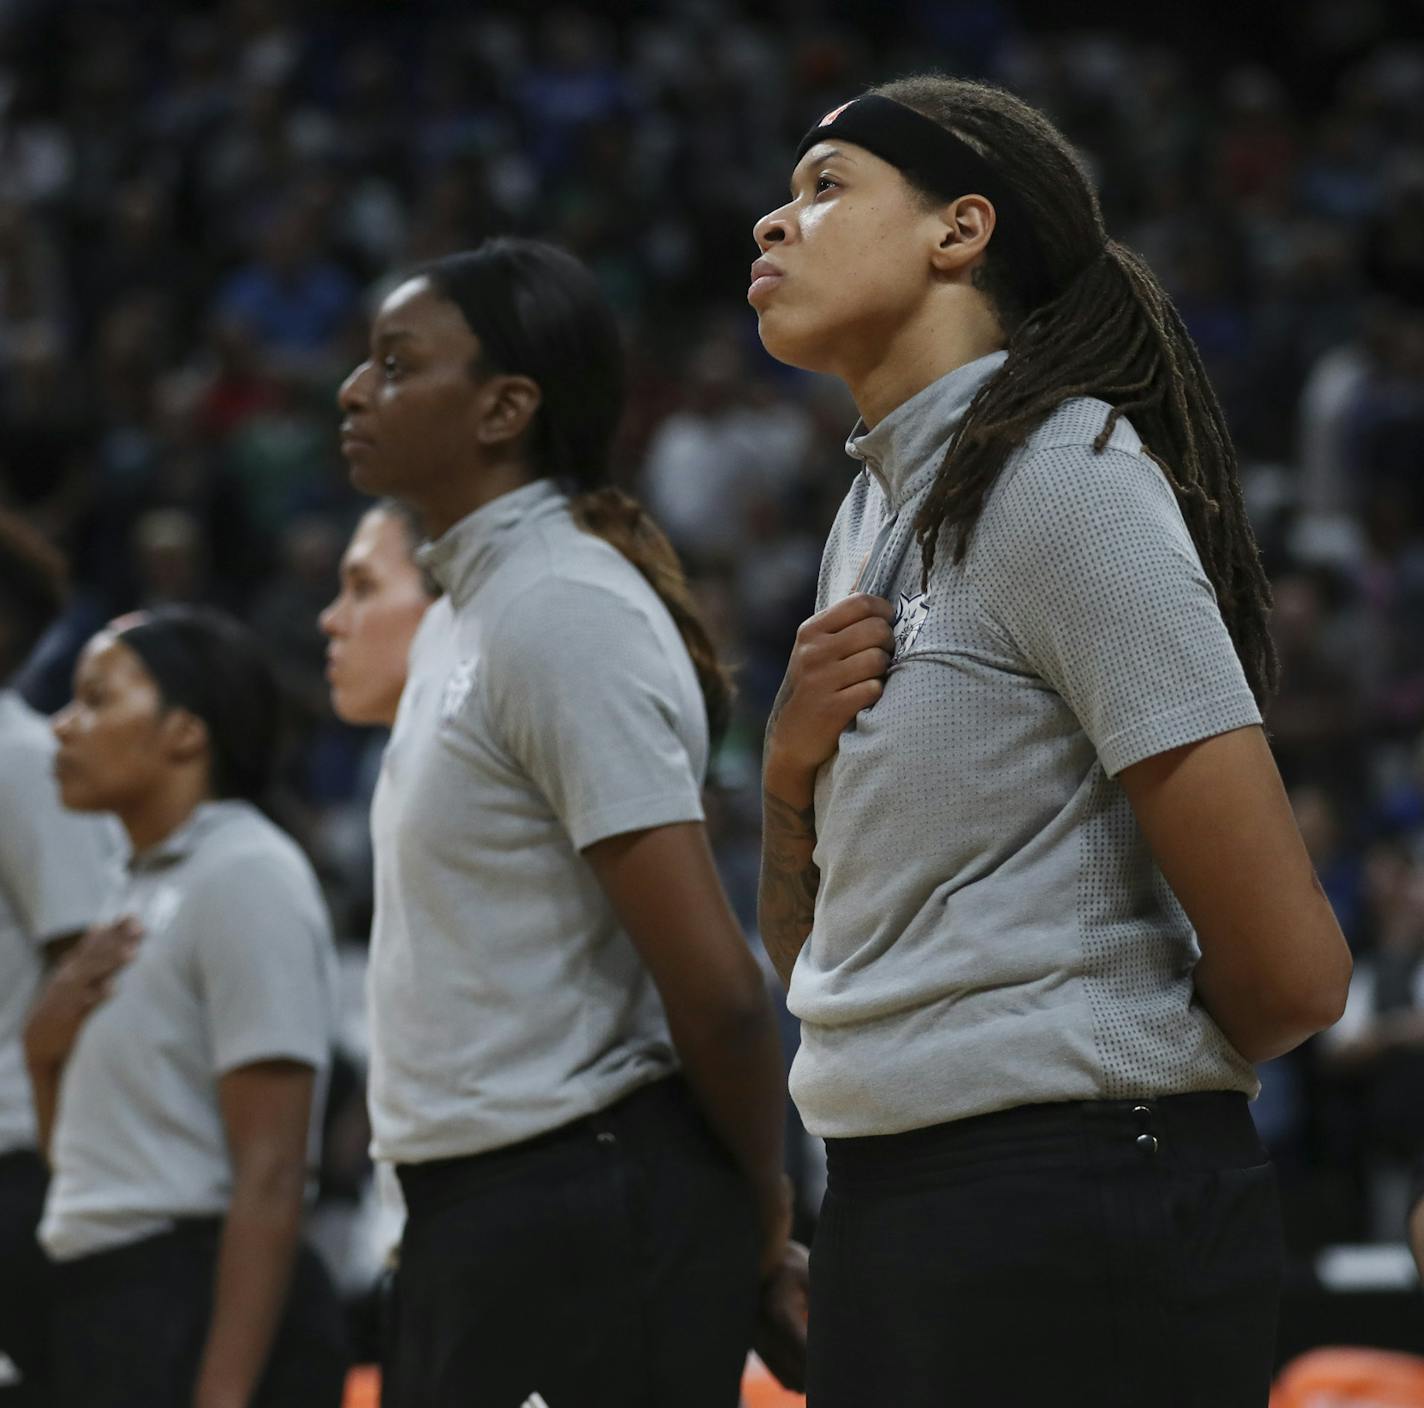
[337,237,806,1406]
[752,76,1351,1405]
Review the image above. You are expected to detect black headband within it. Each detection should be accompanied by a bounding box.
[796,94,1052,307]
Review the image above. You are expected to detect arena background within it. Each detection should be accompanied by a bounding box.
[3,0,1424,1384]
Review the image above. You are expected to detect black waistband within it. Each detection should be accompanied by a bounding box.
[51,1217,223,1290]
[0,1147,46,1175]
[823,1091,1262,1193]
[396,1076,684,1219]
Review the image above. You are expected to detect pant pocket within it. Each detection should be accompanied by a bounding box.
[1152,1160,1283,1407]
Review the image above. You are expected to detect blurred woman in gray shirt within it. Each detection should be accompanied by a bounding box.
[0,514,120,1407]
[751,77,1353,1406]
[25,607,347,1408]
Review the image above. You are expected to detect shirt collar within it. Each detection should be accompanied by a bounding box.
[130,799,247,872]
[844,351,1009,507]
[416,479,567,610]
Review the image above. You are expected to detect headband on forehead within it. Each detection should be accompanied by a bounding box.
[796,94,1052,307]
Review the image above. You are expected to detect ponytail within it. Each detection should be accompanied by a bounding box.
[873,75,1279,708]
[570,487,736,747]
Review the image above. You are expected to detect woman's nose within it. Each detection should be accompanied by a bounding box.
[753,205,792,252]
[338,362,371,413]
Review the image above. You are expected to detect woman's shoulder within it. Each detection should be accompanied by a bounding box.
[0,691,53,774]
[989,399,1169,512]
[1019,396,1145,458]
[495,515,670,639]
[973,401,1186,570]
[181,804,324,912]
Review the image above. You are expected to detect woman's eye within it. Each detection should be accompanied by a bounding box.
[382,356,401,379]
[814,175,838,195]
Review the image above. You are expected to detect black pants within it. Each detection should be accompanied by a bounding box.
[49,1219,350,1408]
[807,1092,1282,1408]
[387,1076,760,1408]
[0,1151,51,1406]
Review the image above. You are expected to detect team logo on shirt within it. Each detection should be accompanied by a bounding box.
[892,591,930,656]
[439,658,478,724]
[142,883,182,935]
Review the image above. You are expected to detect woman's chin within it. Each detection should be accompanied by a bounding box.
[331,689,387,729]
[56,778,105,814]
[754,312,831,375]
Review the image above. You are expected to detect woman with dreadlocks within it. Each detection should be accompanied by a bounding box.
[752,76,1351,1406]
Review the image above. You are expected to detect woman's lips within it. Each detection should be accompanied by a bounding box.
[339,422,374,458]
[748,258,785,305]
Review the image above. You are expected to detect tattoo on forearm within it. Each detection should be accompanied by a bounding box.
[766,677,792,736]
[759,790,820,984]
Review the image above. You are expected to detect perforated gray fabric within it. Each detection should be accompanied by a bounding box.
[787,354,1260,1138]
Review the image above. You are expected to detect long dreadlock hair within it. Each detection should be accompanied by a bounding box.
[874,75,1278,706]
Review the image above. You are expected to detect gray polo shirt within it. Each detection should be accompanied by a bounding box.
[0,690,122,1157]
[788,352,1262,1139]
[367,478,707,1165]
[40,801,335,1261]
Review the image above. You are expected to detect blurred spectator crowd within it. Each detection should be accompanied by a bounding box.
[2,0,1423,1303]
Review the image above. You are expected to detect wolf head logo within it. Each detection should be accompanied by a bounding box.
[892,591,930,657]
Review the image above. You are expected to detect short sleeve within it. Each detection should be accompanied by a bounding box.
[973,442,1262,777]
[187,849,333,1075]
[0,737,121,947]
[485,578,706,851]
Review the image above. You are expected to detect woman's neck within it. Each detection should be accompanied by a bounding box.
[842,288,1007,429]
[414,459,539,541]
[119,775,211,856]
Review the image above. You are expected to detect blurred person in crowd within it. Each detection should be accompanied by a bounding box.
[71,176,195,350]
[1292,783,1366,945]
[0,201,68,365]
[0,322,94,545]
[1374,730,1424,839]
[751,77,1351,1405]
[1267,568,1368,789]
[0,513,120,1406]
[1321,840,1424,1237]
[250,514,345,726]
[25,606,348,1408]
[640,327,811,565]
[131,507,208,610]
[1363,167,1424,308]
[337,238,806,1405]
[215,200,358,372]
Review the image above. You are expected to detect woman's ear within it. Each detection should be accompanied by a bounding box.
[475,374,543,449]
[929,194,997,275]
[160,707,210,770]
